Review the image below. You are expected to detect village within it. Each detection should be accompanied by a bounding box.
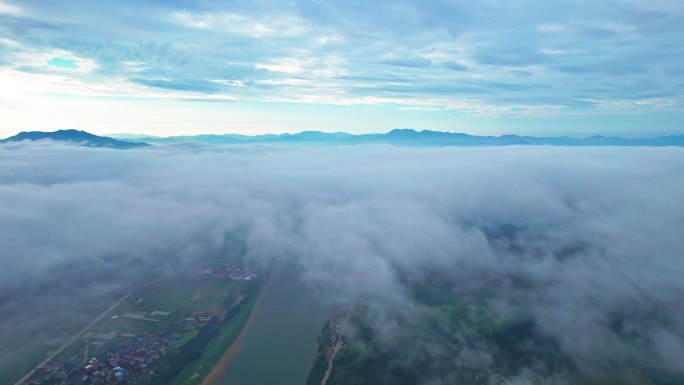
[19,265,259,385]
[22,334,181,385]
[187,264,258,281]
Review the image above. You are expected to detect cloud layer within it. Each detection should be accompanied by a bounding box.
[1,142,684,380]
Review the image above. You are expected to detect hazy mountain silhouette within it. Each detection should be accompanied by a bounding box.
[2,130,150,149]
[117,129,684,147]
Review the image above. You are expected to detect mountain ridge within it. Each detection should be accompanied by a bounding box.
[112,128,684,147]
[5,129,684,148]
[1,129,150,149]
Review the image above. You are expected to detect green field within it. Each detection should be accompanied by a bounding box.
[168,289,261,385]
[131,276,264,385]
[85,276,248,358]
[0,292,125,385]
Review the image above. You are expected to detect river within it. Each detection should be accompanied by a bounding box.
[211,267,327,385]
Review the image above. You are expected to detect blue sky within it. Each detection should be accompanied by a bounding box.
[0,0,682,137]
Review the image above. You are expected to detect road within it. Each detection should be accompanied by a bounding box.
[320,305,354,385]
[13,271,182,385]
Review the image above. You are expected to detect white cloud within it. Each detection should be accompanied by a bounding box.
[255,55,346,78]
[1,143,683,377]
[256,57,307,74]
[0,0,22,16]
[171,11,308,38]
[537,23,567,33]
[0,37,19,47]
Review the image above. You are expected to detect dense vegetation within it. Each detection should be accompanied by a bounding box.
[307,277,684,385]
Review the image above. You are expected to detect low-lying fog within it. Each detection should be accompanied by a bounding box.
[1,142,683,379]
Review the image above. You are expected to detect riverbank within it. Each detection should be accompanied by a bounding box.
[199,277,269,385]
[207,269,327,385]
[166,278,265,385]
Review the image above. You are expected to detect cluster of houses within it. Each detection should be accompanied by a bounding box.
[23,335,180,385]
[183,304,224,325]
[324,318,345,362]
[188,264,258,281]
[22,359,66,385]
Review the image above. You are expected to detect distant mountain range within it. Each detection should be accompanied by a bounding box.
[1,130,150,149]
[4,129,684,148]
[112,129,684,147]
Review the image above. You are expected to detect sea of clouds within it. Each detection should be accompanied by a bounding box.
[1,142,683,380]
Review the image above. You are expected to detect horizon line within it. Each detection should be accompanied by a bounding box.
[4,128,684,141]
